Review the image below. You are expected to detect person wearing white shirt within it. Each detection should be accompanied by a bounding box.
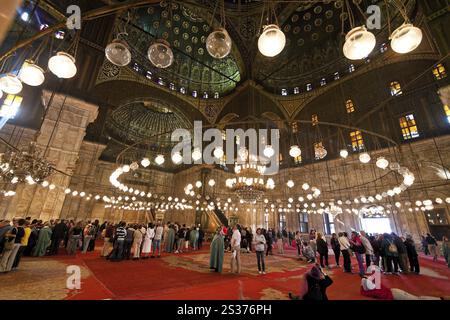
[338,232,352,273]
[230,225,242,274]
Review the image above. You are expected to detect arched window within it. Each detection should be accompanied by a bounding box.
[444,105,450,124]
[345,99,355,113]
[399,114,419,140]
[390,81,403,96]
[0,94,23,119]
[432,63,447,80]
[350,131,364,151]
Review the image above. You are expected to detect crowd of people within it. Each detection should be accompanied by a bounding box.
[1,217,449,283]
[292,229,450,276]
[0,217,208,272]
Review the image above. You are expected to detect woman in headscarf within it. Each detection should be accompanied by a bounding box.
[32,222,52,257]
[165,224,175,253]
[289,264,333,300]
[209,228,225,273]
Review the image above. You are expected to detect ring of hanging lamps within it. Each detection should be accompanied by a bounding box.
[390,23,423,54]
[258,24,286,57]
[0,73,23,94]
[18,60,45,86]
[206,28,232,59]
[289,145,301,158]
[48,52,77,79]
[105,39,132,67]
[147,39,174,69]
[343,26,376,60]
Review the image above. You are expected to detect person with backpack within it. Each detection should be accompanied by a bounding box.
[381,233,400,274]
[392,233,409,274]
[350,231,366,276]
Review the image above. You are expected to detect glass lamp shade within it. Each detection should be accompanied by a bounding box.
[192,148,202,161]
[213,147,224,159]
[141,157,150,168]
[48,52,77,79]
[343,26,376,60]
[258,24,286,57]
[105,39,132,67]
[206,28,232,59]
[359,152,371,163]
[340,149,349,158]
[263,145,275,158]
[18,60,45,86]
[172,151,183,164]
[390,23,422,54]
[376,157,389,169]
[147,39,174,69]
[0,73,23,94]
[315,146,327,159]
[289,145,301,158]
[155,154,165,165]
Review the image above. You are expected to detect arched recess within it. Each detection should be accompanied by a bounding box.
[216,83,288,123]
[217,113,239,130]
[93,80,207,124]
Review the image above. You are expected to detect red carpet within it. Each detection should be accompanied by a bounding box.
[54,243,450,300]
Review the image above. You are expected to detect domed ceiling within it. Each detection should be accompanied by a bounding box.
[115,1,242,97]
[102,0,415,97]
[106,99,192,144]
[100,99,193,165]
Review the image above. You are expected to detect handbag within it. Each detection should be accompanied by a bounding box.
[4,239,15,250]
[388,241,398,254]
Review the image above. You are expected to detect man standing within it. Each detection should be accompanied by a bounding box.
[360,231,374,270]
[50,220,67,255]
[110,222,127,261]
[152,222,164,258]
[230,224,242,274]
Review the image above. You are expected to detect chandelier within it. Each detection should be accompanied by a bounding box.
[0,142,53,184]
[226,162,274,204]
